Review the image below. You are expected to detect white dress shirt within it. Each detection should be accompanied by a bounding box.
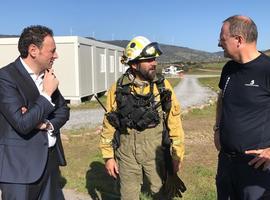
[20,57,56,147]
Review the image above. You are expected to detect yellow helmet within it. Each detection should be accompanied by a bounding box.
[121,36,162,65]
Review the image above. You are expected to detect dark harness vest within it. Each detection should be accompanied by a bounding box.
[116,80,159,131]
[107,73,172,132]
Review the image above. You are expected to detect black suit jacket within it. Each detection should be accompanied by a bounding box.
[0,58,70,184]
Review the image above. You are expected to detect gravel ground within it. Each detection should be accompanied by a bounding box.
[63,108,105,130]
[174,74,218,110]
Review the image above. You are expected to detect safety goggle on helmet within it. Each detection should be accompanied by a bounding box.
[121,36,163,65]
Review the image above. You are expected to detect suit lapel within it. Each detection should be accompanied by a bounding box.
[12,58,40,104]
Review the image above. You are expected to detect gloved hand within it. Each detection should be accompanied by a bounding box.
[162,134,186,198]
[163,173,186,199]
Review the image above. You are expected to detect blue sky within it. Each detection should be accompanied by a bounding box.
[2,0,269,52]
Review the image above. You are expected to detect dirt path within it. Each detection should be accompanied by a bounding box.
[174,74,218,110]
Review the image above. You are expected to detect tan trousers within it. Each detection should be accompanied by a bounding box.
[115,124,164,200]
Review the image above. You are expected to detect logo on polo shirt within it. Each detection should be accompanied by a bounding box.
[244,80,259,87]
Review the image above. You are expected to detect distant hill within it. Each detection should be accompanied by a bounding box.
[264,49,270,56]
[102,40,270,63]
[0,34,19,38]
[102,40,223,63]
[159,44,222,63]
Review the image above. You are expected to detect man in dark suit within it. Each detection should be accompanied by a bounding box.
[0,25,70,199]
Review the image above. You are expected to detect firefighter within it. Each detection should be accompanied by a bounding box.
[99,36,185,199]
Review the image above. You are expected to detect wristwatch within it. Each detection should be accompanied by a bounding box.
[45,121,53,131]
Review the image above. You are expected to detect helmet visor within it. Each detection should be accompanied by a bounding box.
[139,42,162,59]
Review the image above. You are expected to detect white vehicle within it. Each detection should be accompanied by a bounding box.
[162,65,183,75]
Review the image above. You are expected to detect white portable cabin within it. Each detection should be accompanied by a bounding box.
[0,36,125,104]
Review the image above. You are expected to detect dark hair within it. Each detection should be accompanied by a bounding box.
[223,15,258,43]
[18,25,54,58]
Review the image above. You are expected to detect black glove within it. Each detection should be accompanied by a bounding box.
[162,145,186,199]
[163,173,186,199]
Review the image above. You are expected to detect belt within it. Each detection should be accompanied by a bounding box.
[220,149,255,161]
[48,146,56,152]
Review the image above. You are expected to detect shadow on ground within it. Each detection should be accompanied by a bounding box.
[85,161,120,200]
[60,171,67,189]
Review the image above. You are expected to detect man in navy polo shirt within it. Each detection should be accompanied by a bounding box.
[214,15,270,200]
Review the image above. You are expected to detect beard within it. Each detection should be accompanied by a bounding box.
[139,67,156,81]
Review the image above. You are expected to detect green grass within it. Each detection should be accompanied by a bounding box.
[69,95,106,110]
[201,62,226,69]
[186,61,224,75]
[181,165,216,200]
[198,77,220,93]
[184,104,216,119]
[186,68,221,75]
[180,104,217,200]
[167,77,181,87]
